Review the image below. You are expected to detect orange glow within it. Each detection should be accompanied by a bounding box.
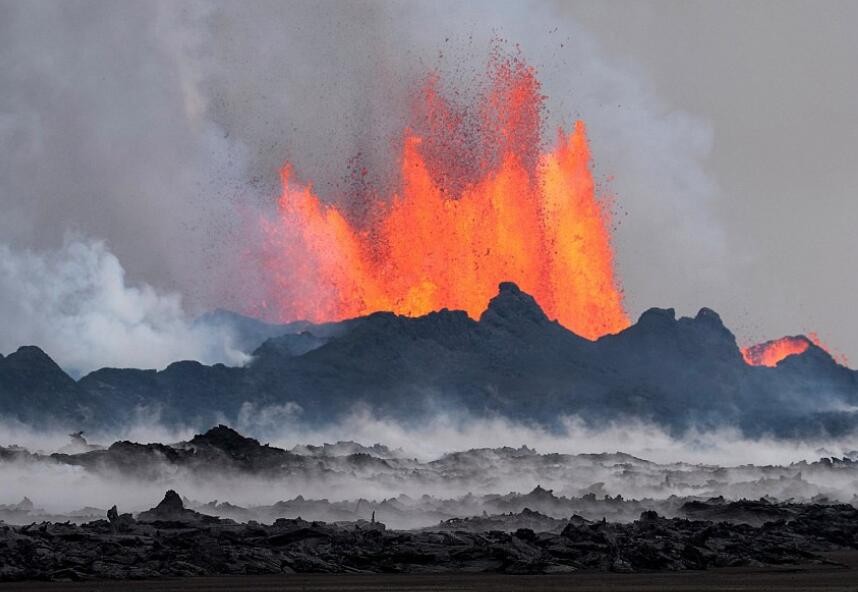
[260,53,629,340]
[741,332,849,367]
[741,336,812,367]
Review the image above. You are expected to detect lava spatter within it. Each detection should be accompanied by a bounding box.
[261,52,629,340]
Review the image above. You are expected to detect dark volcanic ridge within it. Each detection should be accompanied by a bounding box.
[2,487,858,580]
[1,283,856,438]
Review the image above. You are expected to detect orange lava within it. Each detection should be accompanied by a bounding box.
[742,332,849,367]
[741,336,813,367]
[260,53,629,340]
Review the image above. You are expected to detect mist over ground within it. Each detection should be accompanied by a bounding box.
[3,411,858,518]
[8,410,858,465]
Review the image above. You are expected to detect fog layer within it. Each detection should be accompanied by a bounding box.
[2,412,858,516]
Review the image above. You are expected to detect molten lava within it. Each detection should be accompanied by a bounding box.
[261,53,629,340]
[742,333,848,367]
[741,336,813,367]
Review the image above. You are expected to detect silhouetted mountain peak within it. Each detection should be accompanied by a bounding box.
[137,489,223,524]
[695,307,724,326]
[778,341,842,371]
[599,302,745,377]
[0,346,79,397]
[690,307,736,341]
[527,485,555,499]
[164,360,205,373]
[480,282,548,327]
[6,346,62,369]
[637,307,676,326]
[155,489,184,513]
[630,306,738,351]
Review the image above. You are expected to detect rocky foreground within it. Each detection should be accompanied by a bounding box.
[2,490,858,581]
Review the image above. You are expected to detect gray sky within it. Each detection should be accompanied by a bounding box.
[1,0,856,365]
[563,0,858,357]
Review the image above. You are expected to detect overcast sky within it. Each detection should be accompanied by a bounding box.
[1,0,855,364]
[564,0,858,358]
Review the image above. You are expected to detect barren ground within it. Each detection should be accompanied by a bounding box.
[2,552,858,592]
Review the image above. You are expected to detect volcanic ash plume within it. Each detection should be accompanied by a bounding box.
[259,52,629,341]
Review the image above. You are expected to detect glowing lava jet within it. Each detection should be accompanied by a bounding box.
[741,336,815,367]
[258,49,846,367]
[742,333,848,368]
[261,52,629,340]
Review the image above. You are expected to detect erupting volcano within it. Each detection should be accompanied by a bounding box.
[258,50,844,363]
[260,52,629,340]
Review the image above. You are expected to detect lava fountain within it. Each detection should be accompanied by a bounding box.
[260,52,629,340]
[258,49,846,366]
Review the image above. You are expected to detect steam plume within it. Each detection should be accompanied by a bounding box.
[0,238,248,375]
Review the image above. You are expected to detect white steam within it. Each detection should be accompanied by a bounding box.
[0,238,249,375]
[236,407,858,467]
[3,410,858,515]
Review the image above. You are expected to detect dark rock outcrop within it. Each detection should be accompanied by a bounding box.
[137,490,224,525]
